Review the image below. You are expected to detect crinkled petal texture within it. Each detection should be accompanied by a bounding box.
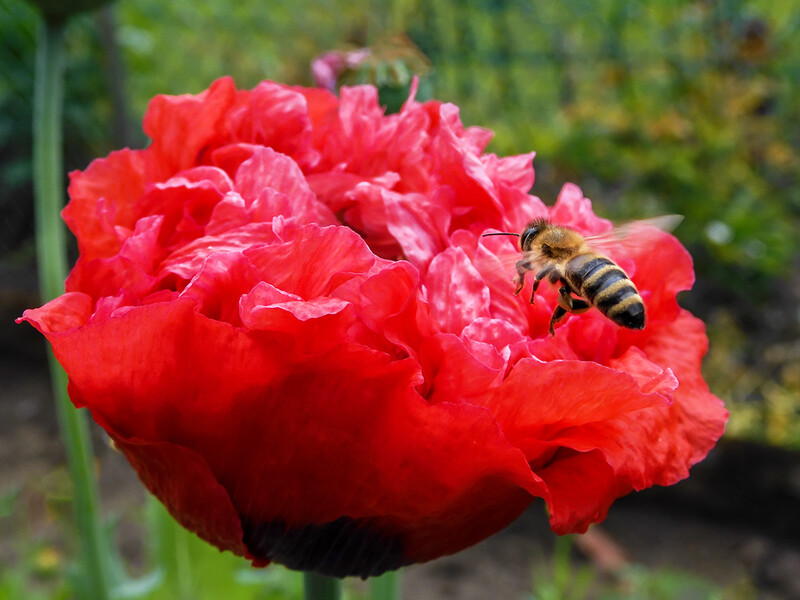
[19,78,727,577]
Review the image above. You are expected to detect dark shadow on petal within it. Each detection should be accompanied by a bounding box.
[241,516,412,578]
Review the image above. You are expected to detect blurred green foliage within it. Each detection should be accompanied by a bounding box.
[2,0,800,443]
[527,534,741,600]
[405,0,800,301]
[705,309,800,449]
[0,487,304,600]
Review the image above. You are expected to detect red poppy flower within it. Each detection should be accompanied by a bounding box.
[19,77,727,577]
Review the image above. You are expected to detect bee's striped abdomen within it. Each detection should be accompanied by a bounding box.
[565,254,645,329]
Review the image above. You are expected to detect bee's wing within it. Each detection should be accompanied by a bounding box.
[516,246,551,272]
[477,234,519,272]
[583,215,683,257]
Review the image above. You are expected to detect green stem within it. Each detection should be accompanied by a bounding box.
[552,534,573,595]
[33,18,68,301]
[33,16,111,600]
[369,570,400,600]
[148,496,193,599]
[303,572,342,600]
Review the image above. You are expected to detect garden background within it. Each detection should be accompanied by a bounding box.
[1,0,799,598]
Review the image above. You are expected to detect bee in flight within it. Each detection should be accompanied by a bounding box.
[483,216,681,335]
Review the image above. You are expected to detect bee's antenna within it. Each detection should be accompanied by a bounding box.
[482,232,519,237]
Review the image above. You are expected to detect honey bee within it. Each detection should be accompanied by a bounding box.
[483,216,682,335]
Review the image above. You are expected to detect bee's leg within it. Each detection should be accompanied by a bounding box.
[514,260,531,295]
[528,266,555,304]
[557,286,591,315]
[549,306,568,335]
[571,299,591,314]
[550,286,592,334]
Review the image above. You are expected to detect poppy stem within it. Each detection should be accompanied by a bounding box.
[369,570,401,600]
[303,572,342,600]
[33,15,111,600]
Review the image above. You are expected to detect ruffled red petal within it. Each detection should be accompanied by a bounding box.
[143,77,239,179]
[426,247,491,335]
[549,183,612,235]
[17,292,93,332]
[635,311,729,483]
[64,149,147,260]
[33,297,545,574]
[20,77,727,577]
[475,358,677,528]
[226,81,320,170]
[113,436,250,561]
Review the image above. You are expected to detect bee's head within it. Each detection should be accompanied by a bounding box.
[520,219,549,251]
[481,218,552,251]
